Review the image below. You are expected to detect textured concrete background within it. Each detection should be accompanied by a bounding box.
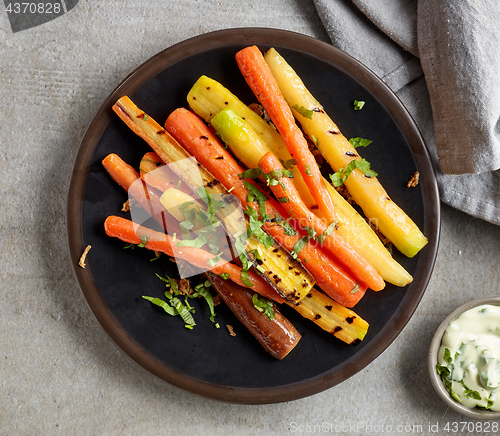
[1,1,500,434]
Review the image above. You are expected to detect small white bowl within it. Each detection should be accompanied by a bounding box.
[428,297,500,419]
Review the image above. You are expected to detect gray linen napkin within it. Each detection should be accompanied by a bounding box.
[314,0,500,225]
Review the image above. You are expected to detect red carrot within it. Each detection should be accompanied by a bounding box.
[235,45,338,226]
[164,108,366,307]
[259,151,385,292]
[209,273,301,359]
[104,215,285,304]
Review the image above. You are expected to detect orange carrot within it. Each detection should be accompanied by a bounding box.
[235,45,337,226]
[102,153,182,236]
[139,152,190,194]
[164,108,366,307]
[102,153,139,191]
[104,215,285,304]
[259,151,385,292]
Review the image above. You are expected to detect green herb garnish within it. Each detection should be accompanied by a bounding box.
[292,104,314,119]
[349,137,372,148]
[329,158,378,187]
[353,100,365,111]
[315,221,337,245]
[252,293,275,320]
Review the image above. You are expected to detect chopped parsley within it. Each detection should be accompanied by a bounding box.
[252,293,275,320]
[292,104,314,119]
[349,137,372,148]
[315,221,337,244]
[143,274,219,329]
[353,100,365,110]
[329,158,378,187]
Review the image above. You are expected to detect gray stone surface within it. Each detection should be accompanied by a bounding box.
[1,1,499,434]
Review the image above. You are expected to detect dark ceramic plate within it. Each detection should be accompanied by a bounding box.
[67,28,440,404]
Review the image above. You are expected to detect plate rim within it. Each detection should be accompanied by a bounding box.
[66,27,441,404]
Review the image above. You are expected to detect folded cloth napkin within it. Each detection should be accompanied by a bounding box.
[314,0,500,225]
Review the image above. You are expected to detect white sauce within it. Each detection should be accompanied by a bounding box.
[437,304,500,411]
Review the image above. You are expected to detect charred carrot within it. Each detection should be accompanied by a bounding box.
[104,215,285,304]
[102,153,182,236]
[235,45,337,226]
[164,108,366,307]
[112,97,315,303]
[259,151,385,292]
[190,82,413,286]
[264,47,427,258]
[139,152,189,194]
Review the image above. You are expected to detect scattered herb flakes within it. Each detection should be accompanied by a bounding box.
[245,206,274,248]
[305,165,312,176]
[142,296,178,316]
[353,100,365,111]
[292,104,314,119]
[350,282,360,294]
[206,252,223,267]
[150,251,161,262]
[143,274,219,329]
[239,167,262,180]
[315,221,337,245]
[121,199,131,212]
[330,158,378,187]
[349,137,372,148]
[282,158,297,170]
[291,236,310,259]
[252,293,275,320]
[278,217,297,236]
[240,269,255,288]
[135,235,148,248]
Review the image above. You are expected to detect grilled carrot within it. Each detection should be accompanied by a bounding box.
[139,152,189,194]
[258,151,385,292]
[104,215,285,303]
[102,153,182,236]
[189,81,413,286]
[264,47,427,258]
[235,45,337,226]
[112,97,315,303]
[164,107,366,307]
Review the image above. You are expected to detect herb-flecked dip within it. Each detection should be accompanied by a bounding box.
[437,304,500,411]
